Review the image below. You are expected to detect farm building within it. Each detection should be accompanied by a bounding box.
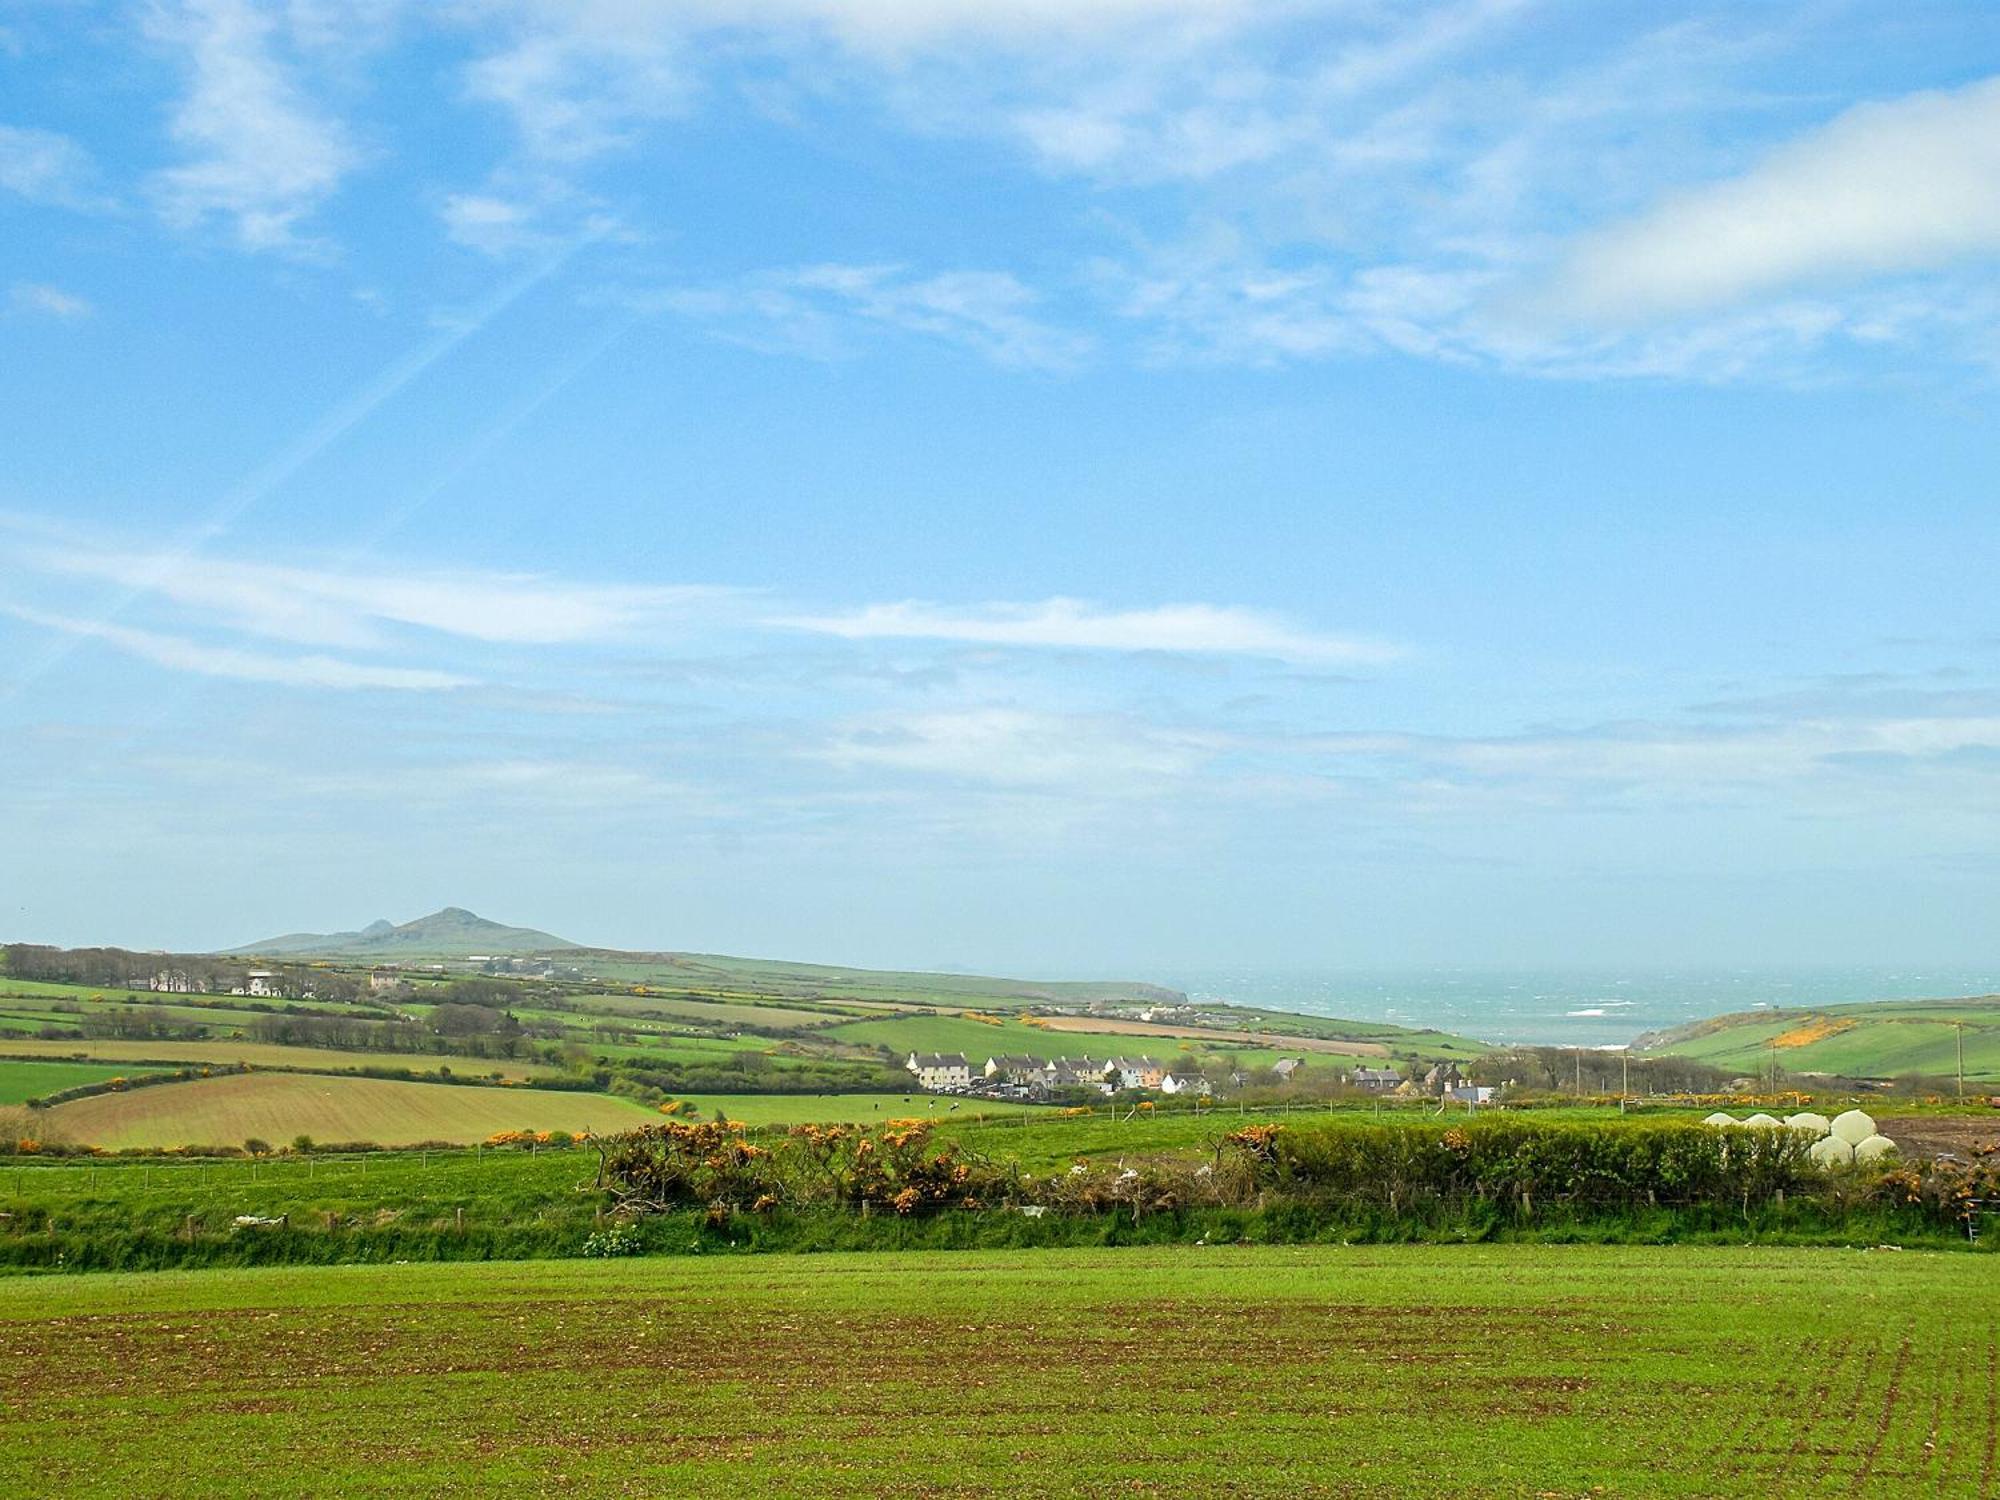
[1270,1058,1305,1083]
[1350,1066,1402,1092]
[906,1052,974,1091]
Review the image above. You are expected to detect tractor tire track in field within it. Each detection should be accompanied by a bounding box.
[1845,1332,1913,1495]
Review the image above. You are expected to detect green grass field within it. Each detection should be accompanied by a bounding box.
[1643,996,2000,1082]
[662,1092,995,1124]
[0,1060,168,1105]
[0,1245,1991,1496]
[0,1036,563,1080]
[822,1011,1321,1066]
[43,1072,661,1149]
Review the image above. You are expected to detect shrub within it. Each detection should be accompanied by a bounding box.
[580,1225,643,1258]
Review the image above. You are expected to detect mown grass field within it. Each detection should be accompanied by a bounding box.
[43,1073,660,1149]
[0,1245,1991,1497]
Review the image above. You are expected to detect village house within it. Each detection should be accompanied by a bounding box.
[1159,1069,1211,1096]
[906,1052,973,1091]
[149,970,197,994]
[984,1054,1044,1084]
[367,967,401,992]
[1349,1066,1403,1093]
[244,970,280,998]
[1105,1056,1167,1091]
[1420,1061,1466,1096]
[1270,1057,1305,1084]
[1046,1057,1106,1093]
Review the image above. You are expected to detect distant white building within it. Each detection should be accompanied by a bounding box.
[1159,1070,1210,1096]
[245,971,280,998]
[906,1052,973,1091]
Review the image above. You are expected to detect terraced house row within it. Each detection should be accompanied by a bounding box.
[903,1052,1213,1098]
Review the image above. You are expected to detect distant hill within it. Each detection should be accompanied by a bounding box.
[226,907,577,958]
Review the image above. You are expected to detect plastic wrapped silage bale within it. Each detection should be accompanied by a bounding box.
[1852,1134,1898,1163]
[1742,1113,1782,1129]
[1783,1112,1831,1137]
[1702,1112,1737,1127]
[1808,1135,1854,1167]
[1830,1109,1876,1146]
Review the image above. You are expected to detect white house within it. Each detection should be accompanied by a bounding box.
[1159,1070,1210,1096]
[1105,1056,1166,1091]
[906,1052,973,1091]
[245,970,280,998]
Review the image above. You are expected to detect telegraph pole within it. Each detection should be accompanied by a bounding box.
[1957,1022,1965,1101]
[1621,1049,1629,1101]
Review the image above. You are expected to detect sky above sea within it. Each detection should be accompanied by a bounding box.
[0,4,1996,972]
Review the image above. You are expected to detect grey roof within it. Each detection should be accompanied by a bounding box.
[909,1052,970,1069]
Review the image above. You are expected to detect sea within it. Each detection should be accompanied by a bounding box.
[1161,967,2000,1049]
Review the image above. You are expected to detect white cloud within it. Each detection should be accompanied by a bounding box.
[642,263,1091,369]
[5,607,472,691]
[440,192,539,255]
[7,283,92,319]
[463,20,690,162]
[147,0,358,251]
[10,534,732,649]
[0,124,98,207]
[773,597,1395,663]
[1544,73,2000,325]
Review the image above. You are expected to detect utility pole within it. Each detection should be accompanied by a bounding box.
[1575,1048,1583,1096]
[1957,1022,1965,1101]
[1621,1049,1629,1101]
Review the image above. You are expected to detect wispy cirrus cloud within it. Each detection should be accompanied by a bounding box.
[7,283,92,319]
[818,707,1218,790]
[773,597,1397,663]
[639,264,1092,370]
[0,124,102,208]
[5,607,471,691]
[6,526,739,650]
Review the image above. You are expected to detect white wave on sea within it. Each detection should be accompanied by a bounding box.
[1161,966,2000,1048]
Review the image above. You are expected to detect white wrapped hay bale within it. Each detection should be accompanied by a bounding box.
[1809,1135,1854,1167]
[1830,1109,1876,1146]
[1742,1113,1782,1129]
[1784,1112,1831,1136]
[1702,1112,1738,1127]
[1852,1134,1898,1163]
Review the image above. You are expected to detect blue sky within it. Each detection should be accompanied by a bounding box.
[2,0,1997,974]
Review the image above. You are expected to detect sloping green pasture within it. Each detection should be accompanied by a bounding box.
[1647,998,2000,1082]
